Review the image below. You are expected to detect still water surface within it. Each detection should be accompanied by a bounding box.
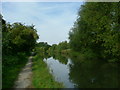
[43,55,119,88]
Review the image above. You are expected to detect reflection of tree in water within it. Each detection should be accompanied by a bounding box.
[52,53,68,65]
[39,52,51,59]
[69,57,119,88]
[44,53,51,59]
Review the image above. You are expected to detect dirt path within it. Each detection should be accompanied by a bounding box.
[14,56,33,88]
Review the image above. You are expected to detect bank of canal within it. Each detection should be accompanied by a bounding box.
[32,54,119,88]
[32,54,64,88]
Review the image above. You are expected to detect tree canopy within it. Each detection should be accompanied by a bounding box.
[69,2,120,62]
[2,18,39,54]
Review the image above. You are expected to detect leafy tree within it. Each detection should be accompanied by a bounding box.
[69,2,120,62]
[2,16,39,88]
[2,21,39,55]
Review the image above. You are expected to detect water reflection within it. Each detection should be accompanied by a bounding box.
[52,54,68,65]
[44,57,75,88]
[43,54,119,88]
[69,57,119,88]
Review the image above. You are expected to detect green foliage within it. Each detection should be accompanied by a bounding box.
[2,22,39,54]
[48,41,69,55]
[35,42,51,52]
[69,2,120,62]
[2,53,28,88]
[34,42,51,56]
[2,16,39,88]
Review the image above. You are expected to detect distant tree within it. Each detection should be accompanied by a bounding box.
[35,42,51,53]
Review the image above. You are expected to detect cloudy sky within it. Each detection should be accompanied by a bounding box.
[2,2,83,45]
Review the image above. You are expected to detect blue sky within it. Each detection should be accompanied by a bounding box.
[2,2,83,45]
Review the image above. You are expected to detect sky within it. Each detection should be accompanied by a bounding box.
[2,2,83,45]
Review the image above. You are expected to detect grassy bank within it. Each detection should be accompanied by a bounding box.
[2,53,28,88]
[32,54,64,88]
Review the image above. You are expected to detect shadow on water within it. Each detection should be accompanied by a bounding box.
[41,53,119,88]
[69,56,119,88]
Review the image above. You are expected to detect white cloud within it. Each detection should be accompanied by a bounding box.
[2,2,83,45]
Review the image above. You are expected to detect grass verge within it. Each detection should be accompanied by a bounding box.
[32,54,64,88]
[2,53,28,88]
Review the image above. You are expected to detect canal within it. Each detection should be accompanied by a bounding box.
[43,54,119,88]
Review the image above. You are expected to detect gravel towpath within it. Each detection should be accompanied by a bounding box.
[14,56,33,88]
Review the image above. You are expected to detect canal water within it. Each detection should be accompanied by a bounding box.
[43,55,119,88]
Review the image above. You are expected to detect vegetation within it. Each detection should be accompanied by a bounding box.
[2,15,64,88]
[47,41,70,55]
[35,42,51,56]
[32,54,64,88]
[2,53,28,88]
[2,2,120,88]
[2,15,39,88]
[69,2,120,62]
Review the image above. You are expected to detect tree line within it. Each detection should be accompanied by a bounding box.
[1,14,39,88]
[69,2,120,62]
[47,41,70,55]
[45,2,120,63]
[2,2,120,88]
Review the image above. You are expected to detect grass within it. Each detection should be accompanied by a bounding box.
[32,54,64,88]
[2,53,28,88]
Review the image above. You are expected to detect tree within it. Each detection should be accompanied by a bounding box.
[2,22,39,54]
[69,2,120,62]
